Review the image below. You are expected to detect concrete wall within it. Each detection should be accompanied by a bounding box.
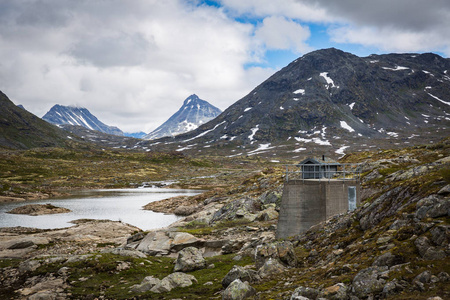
[276,179,360,239]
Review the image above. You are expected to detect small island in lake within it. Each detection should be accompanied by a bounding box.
[7,204,71,216]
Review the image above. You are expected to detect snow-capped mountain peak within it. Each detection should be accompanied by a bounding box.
[145,94,222,140]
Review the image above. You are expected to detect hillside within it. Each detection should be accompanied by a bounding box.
[145,49,450,158]
[0,91,71,149]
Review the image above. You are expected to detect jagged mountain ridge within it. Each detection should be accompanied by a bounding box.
[151,48,450,157]
[145,94,222,140]
[0,91,70,149]
[43,105,123,136]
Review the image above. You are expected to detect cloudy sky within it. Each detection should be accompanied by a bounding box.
[1,0,449,133]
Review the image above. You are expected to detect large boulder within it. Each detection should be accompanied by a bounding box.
[290,286,319,300]
[255,241,297,269]
[372,252,403,267]
[258,258,286,278]
[222,265,259,288]
[136,231,172,255]
[222,279,256,300]
[352,266,388,298]
[130,273,197,294]
[210,197,260,224]
[318,283,348,300]
[174,247,206,272]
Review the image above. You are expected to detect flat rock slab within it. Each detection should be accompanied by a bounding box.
[7,204,71,216]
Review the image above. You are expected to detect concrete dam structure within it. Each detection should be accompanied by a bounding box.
[276,159,361,239]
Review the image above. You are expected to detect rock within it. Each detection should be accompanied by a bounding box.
[430,225,449,246]
[427,297,443,300]
[258,258,286,278]
[222,240,246,255]
[18,259,41,273]
[290,286,319,300]
[255,241,297,269]
[352,266,388,298]
[372,252,403,267]
[174,205,197,216]
[256,207,279,221]
[7,240,35,249]
[174,246,206,272]
[437,184,450,195]
[28,291,66,300]
[318,283,348,300]
[414,270,432,284]
[101,248,147,258]
[222,265,258,288]
[7,204,71,216]
[423,247,446,260]
[126,232,145,244]
[210,197,260,224]
[130,276,161,293]
[57,267,70,277]
[415,236,431,257]
[136,231,171,256]
[169,231,203,252]
[382,279,404,297]
[222,279,256,300]
[438,271,450,282]
[160,272,197,289]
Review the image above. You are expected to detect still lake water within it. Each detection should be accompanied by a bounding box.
[0,188,202,230]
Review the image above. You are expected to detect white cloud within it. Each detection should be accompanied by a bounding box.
[254,16,312,53]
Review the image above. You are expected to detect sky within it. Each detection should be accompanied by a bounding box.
[1,0,450,133]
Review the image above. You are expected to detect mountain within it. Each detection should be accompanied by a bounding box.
[43,105,123,136]
[148,48,450,158]
[144,94,222,140]
[0,91,70,149]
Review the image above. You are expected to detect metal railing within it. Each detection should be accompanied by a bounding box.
[285,163,361,182]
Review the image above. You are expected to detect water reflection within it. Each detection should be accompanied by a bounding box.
[0,188,202,230]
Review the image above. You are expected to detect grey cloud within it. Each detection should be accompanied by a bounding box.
[69,32,155,67]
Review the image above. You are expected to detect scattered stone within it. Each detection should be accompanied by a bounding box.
[318,283,348,300]
[222,265,258,288]
[173,247,206,272]
[258,258,286,278]
[372,252,403,267]
[222,279,256,300]
[18,260,41,273]
[130,276,160,293]
[255,241,297,269]
[290,286,319,300]
[414,270,432,284]
[352,266,388,298]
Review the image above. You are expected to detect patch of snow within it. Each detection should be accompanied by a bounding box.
[293,98,299,101]
[313,138,331,146]
[358,118,364,123]
[425,86,432,90]
[244,107,252,112]
[335,146,349,156]
[382,66,409,71]
[183,121,226,142]
[422,114,430,118]
[293,88,305,95]
[248,125,259,143]
[427,92,450,106]
[248,143,275,155]
[370,60,379,63]
[292,147,306,153]
[271,160,280,163]
[348,102,355,110]
[340,121,355,132]
[307,77,312,80]
[387,132,399,137]
[295,137,312,143]
[280,106,284,110]
[320,72,339,88]
[220,135,228,139]
[422,70,434,76]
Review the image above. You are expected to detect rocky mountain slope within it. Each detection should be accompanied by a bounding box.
[145,94,222,140]
[0,91,71,149]
[148,48,449,158]
[43,104,123,136]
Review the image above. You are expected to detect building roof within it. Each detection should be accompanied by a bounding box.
[299,157,340,166]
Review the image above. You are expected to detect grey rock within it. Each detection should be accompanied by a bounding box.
[415,236,431,257]
[18,260,41,273]
[136,231,171,256]
[318,283,348,300]
[126,232,144,244]
[174,205,197,216]
[101,248,147,258]
[352,266,388,298]
[414,270,432,284]
[430,225,449,246]
[255,241,297,269]
[382,279,404,297]
[7,240,35,249]
[161,272,197,289]
[222,265,258,288]
[169,231,203,252]
[130,276,161,293]
[222,279,256,300]
[372,252,403,267]
[174,246,206,272]
[423,247,446,260]
[290,286,319,300]
[258,258,286,278]
[438,271,450,282]
[437,184,450,195]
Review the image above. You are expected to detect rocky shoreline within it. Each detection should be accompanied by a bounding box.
[7,204,71,216]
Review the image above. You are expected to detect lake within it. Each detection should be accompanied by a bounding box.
[0,188,202,230]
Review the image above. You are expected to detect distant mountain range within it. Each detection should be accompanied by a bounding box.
[148,48,449,157]
[43,105,124,136]
[145,94,222,140]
